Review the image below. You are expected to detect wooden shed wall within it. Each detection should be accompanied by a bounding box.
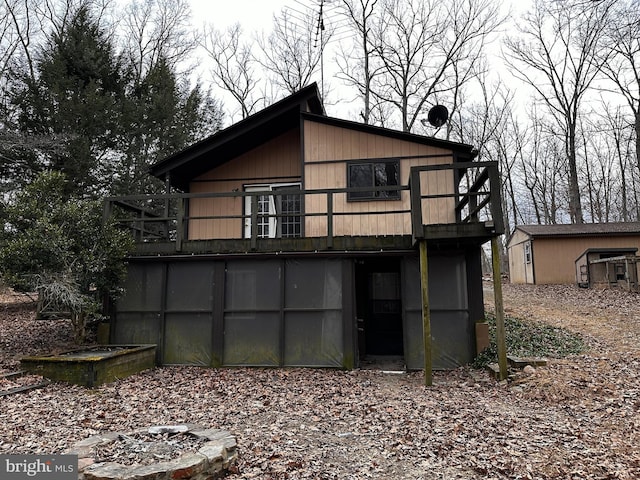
[532,235,640,284]
[302,119,456,237]
[507,229,534,284]
[187,129,301,239]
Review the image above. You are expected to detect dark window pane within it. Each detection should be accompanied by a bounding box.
[349,164,373,199]
[348,161,400,200]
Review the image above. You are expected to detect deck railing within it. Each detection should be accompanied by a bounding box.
[104,161,503,251]
[409,161,504,241]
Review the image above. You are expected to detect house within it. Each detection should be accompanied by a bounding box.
[104,83,503,370]
[507,223,640,285]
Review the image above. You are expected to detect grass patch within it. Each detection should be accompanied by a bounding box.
[473,313,586,368]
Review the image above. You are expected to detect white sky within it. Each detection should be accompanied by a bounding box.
[190,0,293,31]
[188,0,532,123]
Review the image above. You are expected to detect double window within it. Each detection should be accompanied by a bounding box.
[347,160,400,200]
[244,183,301,239]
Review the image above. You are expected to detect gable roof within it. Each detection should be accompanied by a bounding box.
[150,83,478,191]
[515,222,640,239]
[150,83,324,190]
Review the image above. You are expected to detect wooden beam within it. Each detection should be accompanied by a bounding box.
[419,239,432,386]
[491,237,508,380]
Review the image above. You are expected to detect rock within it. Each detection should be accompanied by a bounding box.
[78,457,95,472]
[523,365,536,375]
[148,425,189,435]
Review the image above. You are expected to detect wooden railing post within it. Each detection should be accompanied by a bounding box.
[176,197,184,252]
[419,239,432,386]
[491,237,508,380]
[409,168,423,243]
[488,163,504,234]
[250,195,258,250]
[327,192,333,249]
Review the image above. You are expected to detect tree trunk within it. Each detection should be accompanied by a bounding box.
[71,311,88,344]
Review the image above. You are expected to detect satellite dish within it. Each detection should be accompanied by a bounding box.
[426,105,449,128]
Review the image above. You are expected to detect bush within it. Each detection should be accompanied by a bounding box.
[0,171,134,342]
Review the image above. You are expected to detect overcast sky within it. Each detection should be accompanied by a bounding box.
[188,0,531,122]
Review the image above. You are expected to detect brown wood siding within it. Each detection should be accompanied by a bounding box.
[303,119,455,237]
[187,129,301,240]
[532,235,640,284]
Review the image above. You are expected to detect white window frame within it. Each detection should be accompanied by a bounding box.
[244,183,301,239]
[524,241,532,264]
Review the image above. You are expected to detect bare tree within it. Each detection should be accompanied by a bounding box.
[121,0,198,85]
[599,0,640,184]
[335,0,380,124]
[202,23,262,121]
[257,8,331,95]
[1,0,38,82]
[368,0,502,133]
[504,0,615,224]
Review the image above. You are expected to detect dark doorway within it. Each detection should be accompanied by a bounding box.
[355,258,403,359]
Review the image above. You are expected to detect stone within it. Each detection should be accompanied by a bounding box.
[78,427,237,480]
[78,457,95,472]
[148,425,190,435]
[523,365,536,375]
[83,462,131,480]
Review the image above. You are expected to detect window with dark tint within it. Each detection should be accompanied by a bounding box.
[348,160,400,200]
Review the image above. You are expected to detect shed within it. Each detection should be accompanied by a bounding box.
[575,249,639,290]
[507,223,640,284]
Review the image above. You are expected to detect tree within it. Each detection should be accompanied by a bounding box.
[122,0,198,86]
[257,8,331,95]
[368,0,502,133]
[504,0,615,223]
[336,0,380,124]
[0,171,133,343]
[13,4,125,196]
[202,23,262,121]
[599,0,640,184]
[115,57,223,195]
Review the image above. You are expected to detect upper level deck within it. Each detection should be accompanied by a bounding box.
[104,160,503,256]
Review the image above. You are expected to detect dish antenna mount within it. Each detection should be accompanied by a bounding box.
[424,105,449,128]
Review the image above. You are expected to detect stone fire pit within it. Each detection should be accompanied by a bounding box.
[70,425,237,480]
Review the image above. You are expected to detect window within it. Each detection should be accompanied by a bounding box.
[347,160,400,200]
[244,183,301,239]
[524,242,532,264]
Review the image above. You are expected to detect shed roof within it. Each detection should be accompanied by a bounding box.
[515,222,640,238]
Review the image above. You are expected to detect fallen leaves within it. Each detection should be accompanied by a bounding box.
[1,284,640,478]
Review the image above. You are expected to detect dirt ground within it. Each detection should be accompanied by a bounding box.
[1,283,639,479]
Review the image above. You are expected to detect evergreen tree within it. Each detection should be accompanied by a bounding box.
[115,58,223,195]
[13,5,124,197]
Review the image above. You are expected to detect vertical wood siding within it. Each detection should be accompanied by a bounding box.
[188,129,301,239]
[532,236,640,284]
[303,120,456,237]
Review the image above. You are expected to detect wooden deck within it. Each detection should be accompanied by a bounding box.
[105,162,503,256]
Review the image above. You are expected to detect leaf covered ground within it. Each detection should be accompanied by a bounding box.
[1,283,639,479]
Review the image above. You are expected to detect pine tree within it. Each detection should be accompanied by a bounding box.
[13,5,125,197]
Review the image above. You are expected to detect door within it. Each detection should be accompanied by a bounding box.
[356,258,403,357]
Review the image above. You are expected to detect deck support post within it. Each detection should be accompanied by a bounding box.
[491,237,508,380]
[419,239,432,386]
